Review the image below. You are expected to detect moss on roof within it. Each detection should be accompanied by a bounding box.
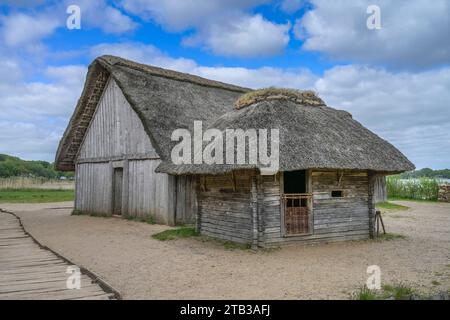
[234,88,325,109]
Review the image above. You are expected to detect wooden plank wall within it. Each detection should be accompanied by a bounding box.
[263,170,371,246]
[74,78,178,223]
[197,171,254,244]
[175,176,197,225]
[76,163,112,214]
[77,78,155,160]
[311,170,370,237]
[127,159,171,224]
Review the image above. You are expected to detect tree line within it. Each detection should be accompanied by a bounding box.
[0,154,74,179]
[398,168,450,179]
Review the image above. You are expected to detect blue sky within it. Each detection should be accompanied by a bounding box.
[0,0,449,169]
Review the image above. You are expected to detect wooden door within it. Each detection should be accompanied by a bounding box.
[113,168,123,215]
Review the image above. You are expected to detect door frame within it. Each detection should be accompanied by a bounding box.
[280,169,314,237]
[111,161,125,216]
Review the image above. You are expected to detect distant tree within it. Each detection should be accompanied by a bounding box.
[0,154,74,179]
[399,168,450,179]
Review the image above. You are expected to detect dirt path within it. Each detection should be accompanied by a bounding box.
[1,201,449,299]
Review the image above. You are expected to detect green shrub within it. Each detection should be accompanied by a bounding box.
[352,283,415,300]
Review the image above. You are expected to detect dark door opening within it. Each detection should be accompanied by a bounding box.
[283,170,307,194]
[282,170,311,235]
[113,168,123,215]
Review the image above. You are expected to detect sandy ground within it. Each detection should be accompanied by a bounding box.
[1,201,449,299]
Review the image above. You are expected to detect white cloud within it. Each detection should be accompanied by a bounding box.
[90,42,198,72]
[316,65,450,169]
[0,120,63,161]
[0,58,86,161]
[120,0,289,57]
[295,0,450,69]
[88,42,450,168]
[89,42,315,88]
[0,13,59,48]
[120,0,266,31]
[2,38,449,168]
[66,0,137,34]
[185,14,291,57]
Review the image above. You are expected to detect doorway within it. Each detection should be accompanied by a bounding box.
[113,168,123,215]
[282,170,312,235]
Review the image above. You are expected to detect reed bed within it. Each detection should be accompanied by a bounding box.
[0,177,74,190]
[387,176,440,201]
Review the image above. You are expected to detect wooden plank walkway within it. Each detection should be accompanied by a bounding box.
[0,210,117,300]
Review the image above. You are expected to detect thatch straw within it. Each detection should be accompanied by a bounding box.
[56,55,414,175]
[55,55,250,171]
[234,88,325,109]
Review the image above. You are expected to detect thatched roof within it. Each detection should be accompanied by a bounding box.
[56,58,414,175]
[55,55,249,170]
[234,88,325,109]
[158,89,414,174]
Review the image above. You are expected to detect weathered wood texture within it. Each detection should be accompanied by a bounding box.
[74,79,196,225]
[0,211,116,300]
[263,170,371,246]
[75,162,112,214]
[196,171,254,244]
[175,176,197,225]
[127,159,171,224]
[374,175,387,203]
[196,170,372,247]
[77,79,156,160]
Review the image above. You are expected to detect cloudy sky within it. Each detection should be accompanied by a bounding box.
[0,0,449,169]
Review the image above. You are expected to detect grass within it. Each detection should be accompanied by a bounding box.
[388,196,437,203]
[431,280,441,286]
[377,233,406,241]
[0,188,74,203]
[151,227,252,250]
[376,201,410,212]
[151,227,199,241]
[352,283,415,300]
[125,215,155,224]
[71,210,110,217]
[382,284,415,299]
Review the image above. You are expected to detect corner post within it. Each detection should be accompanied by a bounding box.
[368,171,377,239]
[251,173,259,249]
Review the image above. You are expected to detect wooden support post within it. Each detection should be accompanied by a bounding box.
[167,175,176,226]
[195,176,201,234]
[374,210,386,237]
[251,175,259,250]
[231,171,237,192]
[368,171,376,239]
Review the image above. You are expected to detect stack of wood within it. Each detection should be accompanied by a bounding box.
[438,184,450,202]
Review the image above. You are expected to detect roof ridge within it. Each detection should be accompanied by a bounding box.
[97,55,250,94]
[234,88,325,109]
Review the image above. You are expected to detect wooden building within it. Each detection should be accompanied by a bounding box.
[56,56,414,247]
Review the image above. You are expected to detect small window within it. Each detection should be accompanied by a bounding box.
[331,190,343,198]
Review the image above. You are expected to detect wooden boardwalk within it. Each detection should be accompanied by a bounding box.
[0,210,117,300]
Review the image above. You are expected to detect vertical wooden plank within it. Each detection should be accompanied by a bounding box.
[251,174,259,249]
[195,176,201,233]
[368,171,376,239]
[167,175,176,226]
